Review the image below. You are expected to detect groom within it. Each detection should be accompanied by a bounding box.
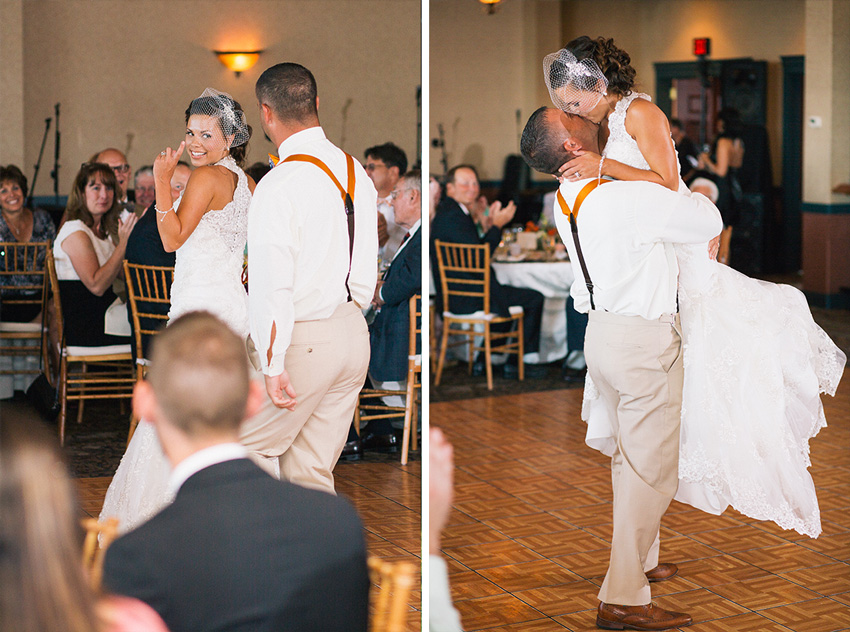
[241,62,378,493]
[521,107,722,631]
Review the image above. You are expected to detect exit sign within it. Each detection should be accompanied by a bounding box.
[693,38,711,56]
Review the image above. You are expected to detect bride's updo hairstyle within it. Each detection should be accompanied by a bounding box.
[184,88,253,166]
[566,36,636,98]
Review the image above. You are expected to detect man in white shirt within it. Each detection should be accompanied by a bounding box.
[365,142,408,262]
[521,107,723,631]
[241,62,378,493]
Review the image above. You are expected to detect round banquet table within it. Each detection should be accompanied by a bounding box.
[491,259,574,364]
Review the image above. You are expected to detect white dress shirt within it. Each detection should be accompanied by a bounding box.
[378,195,407,262]
[248,127,378,376]
[378,219,420,303]
[166,442,247,496]
[553,178,722,319]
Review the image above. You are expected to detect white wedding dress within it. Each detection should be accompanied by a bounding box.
[582,93,846,538]
[100,155,251,533]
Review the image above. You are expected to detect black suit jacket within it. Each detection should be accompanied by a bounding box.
[369,226,421,382]
[103,458,369,632]
[125,203,176,361]
[430,197,512,316]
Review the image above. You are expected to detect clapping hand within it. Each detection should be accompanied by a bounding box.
[153,141,186,184]
[117,213,139,244]
[489,200,516,229]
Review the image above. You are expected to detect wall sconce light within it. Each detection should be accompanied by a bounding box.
[214,50,263,77]
[479,0,503,14]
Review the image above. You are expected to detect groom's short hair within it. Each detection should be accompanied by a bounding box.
[146,312,249,436]
[520,106,572,176]
[256,62,319,124]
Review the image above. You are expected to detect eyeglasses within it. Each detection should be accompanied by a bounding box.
[110,164,131,174]
[365,162,386,172]
[390,188,413,200]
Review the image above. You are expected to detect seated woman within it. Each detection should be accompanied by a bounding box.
[0,164,56,322]
[53,162,136,347]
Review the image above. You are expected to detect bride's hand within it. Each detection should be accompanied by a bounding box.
[153,142,185,183]
[559,150,602,181]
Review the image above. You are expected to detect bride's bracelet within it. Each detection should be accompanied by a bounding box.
[597,157,605,183]
[155,204,174,223]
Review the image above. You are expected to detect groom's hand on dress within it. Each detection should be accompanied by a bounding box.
[264,371,298,410]
[708,235,720,261]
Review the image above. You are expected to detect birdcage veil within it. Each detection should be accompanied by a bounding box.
[543,49,609,115]
[187,88,250,148]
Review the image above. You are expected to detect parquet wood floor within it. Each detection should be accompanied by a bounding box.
[432,379,850,632]
[76,458,422,630]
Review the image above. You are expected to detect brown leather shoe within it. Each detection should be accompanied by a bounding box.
[645,563,678,582]
[596,602,692,630]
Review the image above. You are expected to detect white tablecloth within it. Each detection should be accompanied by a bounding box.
[492,260,574,363]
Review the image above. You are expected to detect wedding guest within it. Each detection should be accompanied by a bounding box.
[0,413,168,632]
[362,170,422,451]
[365,142,408,261]
[0,164,56,323]
[92,148,133,211]
[133,166,156,211]
[103,312,369,632]
[245,161,271,184]
[53,162,136,346]
[669,118,698,184]
[124,163,189,361]
[431,164,545,379]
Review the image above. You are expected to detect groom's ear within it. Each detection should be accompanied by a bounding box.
[563,137,582,152]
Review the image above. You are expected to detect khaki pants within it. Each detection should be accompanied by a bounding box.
[240,302,370,494]
[585,310,683,606]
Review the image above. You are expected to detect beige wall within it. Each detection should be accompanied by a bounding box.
[430,0,562,180]
[431,0,806,183]
[6,0,419,197]
[0,0,25,169]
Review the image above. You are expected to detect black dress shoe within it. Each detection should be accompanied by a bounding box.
[338,438,363,462]
[562,366,587,383]
[361,431,400,453]
[504,362,548,379]
[471,357,486,377]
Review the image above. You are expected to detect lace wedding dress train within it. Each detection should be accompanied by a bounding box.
[582,93,845,538]
[100,155,251,533]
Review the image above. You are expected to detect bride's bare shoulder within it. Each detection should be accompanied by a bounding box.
[624,97,669,134]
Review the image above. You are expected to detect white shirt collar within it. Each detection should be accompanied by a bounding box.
[167,442,247,496]
[277,126,326,161]
[457,201,470,216]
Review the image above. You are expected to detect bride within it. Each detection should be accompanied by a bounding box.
[544,37,845,538]
[100,88,255,532]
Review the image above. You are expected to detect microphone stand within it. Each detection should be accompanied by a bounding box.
[28,117,52,208]
[414,85,422,169]
[50,103,61,205]
[432,123,448,176]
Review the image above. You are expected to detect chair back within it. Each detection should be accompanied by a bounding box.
[434,240,491,315]
[44,249,64,340]
[123,261,174,362]
[408,293,421,360]
[368,556,416,632]
[0,241,50,319]
[81,517,120,592]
